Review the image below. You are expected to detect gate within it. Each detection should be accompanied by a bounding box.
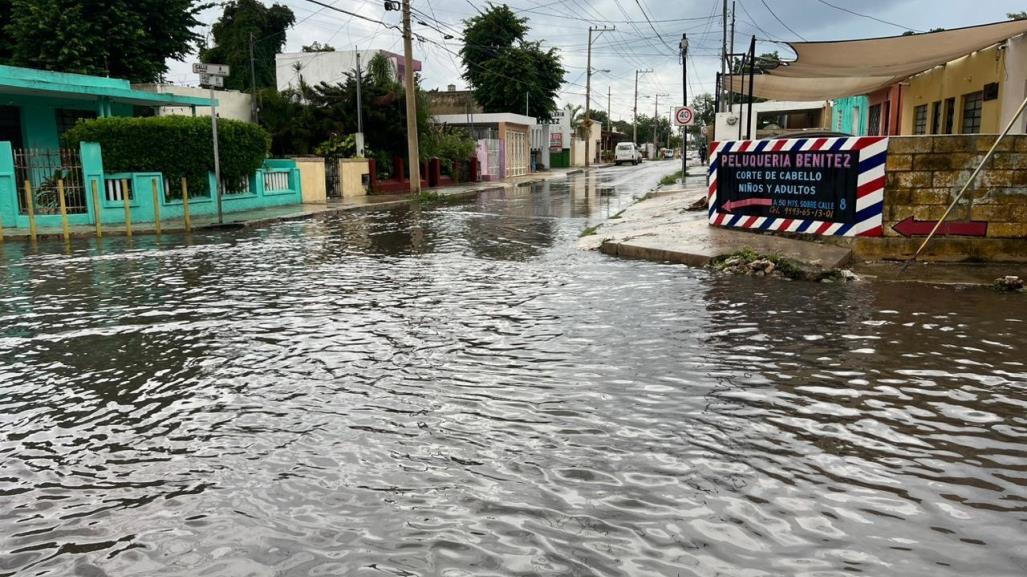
[325,157,341,199]
[13,148,87,215]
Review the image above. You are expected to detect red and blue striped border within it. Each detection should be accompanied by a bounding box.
[707,136,888,237]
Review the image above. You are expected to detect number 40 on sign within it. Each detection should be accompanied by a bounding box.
[674,106,695,126]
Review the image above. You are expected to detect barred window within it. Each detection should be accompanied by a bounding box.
[913,105,928,135]
[961,91,983,134]
[868,104,882,136]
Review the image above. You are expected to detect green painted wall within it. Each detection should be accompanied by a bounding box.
[831,96,870,136]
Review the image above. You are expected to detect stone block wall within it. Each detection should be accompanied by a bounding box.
[884,135,1027,239]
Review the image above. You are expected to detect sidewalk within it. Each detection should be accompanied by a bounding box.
[577,187,853,269]
[1,168,585,240]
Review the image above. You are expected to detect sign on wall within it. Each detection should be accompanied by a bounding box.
[550,132,564,152]
[708,136,888,237]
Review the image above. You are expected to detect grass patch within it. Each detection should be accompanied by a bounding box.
[659,170,683,186]
[580,224,600,237]
[609,209,626,219]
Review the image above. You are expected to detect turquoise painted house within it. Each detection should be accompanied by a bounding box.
[0,64,213,151]
[0,65,303,232]
[830,96,870,136]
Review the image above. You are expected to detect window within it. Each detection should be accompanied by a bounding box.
[882,101,891,135]
[868,104,882,136]
[913,105,928,135]
[56,109,97,137]
[930,101,941,134]
[961,91,983,134]
[943,97,955,134]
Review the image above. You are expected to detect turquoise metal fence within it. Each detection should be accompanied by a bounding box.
[0,140,302,230]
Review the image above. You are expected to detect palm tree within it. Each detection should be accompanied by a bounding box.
[563,104,591,139]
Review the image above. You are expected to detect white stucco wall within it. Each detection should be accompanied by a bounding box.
[134,84,254,123]
[275,50,420,92]
[1002,33,1027,134]
[715,100,828,141]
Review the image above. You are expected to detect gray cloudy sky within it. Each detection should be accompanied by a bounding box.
[166,0,1027,121]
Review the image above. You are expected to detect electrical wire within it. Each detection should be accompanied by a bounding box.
[815,0,923,34]
[758,0,806,41]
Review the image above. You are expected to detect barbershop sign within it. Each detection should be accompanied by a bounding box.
[708,137,889,237]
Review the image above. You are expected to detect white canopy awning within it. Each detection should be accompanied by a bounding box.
[729,75,899,101]
[729,19,1027,101]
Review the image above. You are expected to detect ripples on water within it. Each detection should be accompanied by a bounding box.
[1,179,1026,576]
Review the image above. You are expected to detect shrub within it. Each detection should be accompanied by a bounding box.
[62,115,270,195]
[421,124,476,173]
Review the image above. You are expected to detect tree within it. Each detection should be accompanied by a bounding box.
[200,0,295,91]
[1009,11,1027,20]
[690,93,715,128]
[302,41,335,52]
[0,0,206,82]
[460,4,565,121]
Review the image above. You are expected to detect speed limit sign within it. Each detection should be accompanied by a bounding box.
[674,106,695,126]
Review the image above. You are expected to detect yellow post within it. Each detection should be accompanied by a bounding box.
[121,179,132,238]
[57,179,70,241]
[91,180,102,238]
[23,180,36,241]
[181,177,191,232]
[151,178,161,235]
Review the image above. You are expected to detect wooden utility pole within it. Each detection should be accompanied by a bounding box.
[585,25,614,168]
[402,0,421,193]
[633,68,652,144]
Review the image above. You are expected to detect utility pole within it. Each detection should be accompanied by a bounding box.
[599,84,607,159]
[729,2,735,114]
[633,68,652,144]
[525,91,529,116]
[585,25,614,168]
[355,48,364,156]
[680,33,688,179]
[401,0,420,193]
[652,93,668,155]
[721,0,728,111]
[249,31,259,124]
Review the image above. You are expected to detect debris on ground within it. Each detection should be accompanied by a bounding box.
[710,248,859,283]
[993,275,1024,292]
[685,195,709,211]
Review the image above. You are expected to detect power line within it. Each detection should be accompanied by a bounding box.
[758,0,806,41]
[815,0,923,33]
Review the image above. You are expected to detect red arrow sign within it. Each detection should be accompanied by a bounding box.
[892,216,988,237]
[722,198,773,212]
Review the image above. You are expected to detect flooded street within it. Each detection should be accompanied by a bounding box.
[1,164,1025,577]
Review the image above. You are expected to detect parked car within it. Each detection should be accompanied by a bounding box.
[615,142,642,165]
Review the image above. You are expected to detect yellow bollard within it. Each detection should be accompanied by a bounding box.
[57,179,70,241]
[151,178,161,236]
[121,179,132,238]
[91,180,102,239]
[23,180,36,241]
[181,177,191,232]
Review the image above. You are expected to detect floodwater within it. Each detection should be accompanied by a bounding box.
[1,165,1025,577]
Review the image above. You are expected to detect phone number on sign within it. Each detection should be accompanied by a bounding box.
[769,206,836,220]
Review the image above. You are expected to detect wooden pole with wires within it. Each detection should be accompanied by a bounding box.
[401,0,421,193]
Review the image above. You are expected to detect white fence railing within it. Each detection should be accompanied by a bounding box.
[264,171,290,192]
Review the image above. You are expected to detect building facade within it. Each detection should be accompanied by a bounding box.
[866,85,903,136]
[275,50,421,92]
[830,96,869,136]
[901,34,1027,136]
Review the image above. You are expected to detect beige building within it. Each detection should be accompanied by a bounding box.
[133,84,254,123]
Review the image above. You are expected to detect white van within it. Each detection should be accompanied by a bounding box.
[614,142,641,166]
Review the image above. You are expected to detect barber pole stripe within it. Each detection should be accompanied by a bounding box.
[707,136,888,237]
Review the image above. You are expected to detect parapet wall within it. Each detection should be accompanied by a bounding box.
[884,135,1027,238]
[854,134,1027,262]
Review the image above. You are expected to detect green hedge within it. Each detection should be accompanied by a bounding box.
[62,116,270,195]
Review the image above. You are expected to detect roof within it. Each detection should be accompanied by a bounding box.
[0,64,215,107]
[730,19,1027,100]
[433,112,538,126]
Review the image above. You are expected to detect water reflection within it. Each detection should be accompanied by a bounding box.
[0,169,1025,577]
